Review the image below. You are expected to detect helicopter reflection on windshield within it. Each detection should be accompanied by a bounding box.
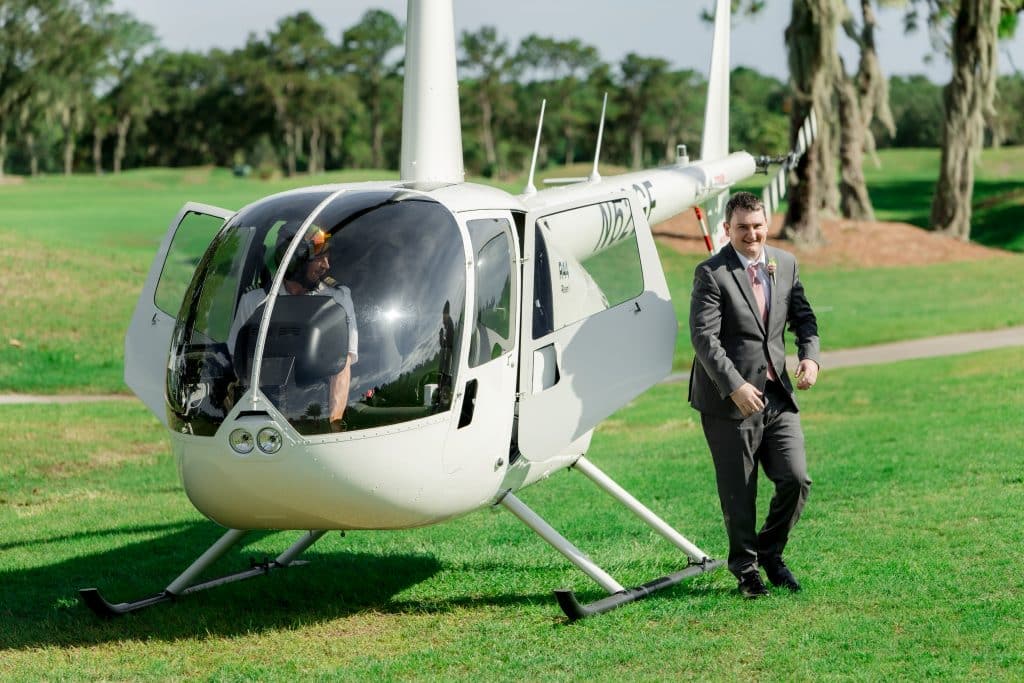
[164,190,467,437]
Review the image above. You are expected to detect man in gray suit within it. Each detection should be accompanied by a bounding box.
[689,191,820,599]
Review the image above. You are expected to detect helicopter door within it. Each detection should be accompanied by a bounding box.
[516,193,677,461]
[442,213,520,480]
[125,202,234,425]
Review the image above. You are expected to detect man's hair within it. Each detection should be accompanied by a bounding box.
[724,191,765,224]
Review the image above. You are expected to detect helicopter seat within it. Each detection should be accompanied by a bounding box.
[232,295,350,431]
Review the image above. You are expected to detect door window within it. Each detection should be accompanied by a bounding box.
[154,211,228,316]
[467,218,514,367]
[532,197,645,338]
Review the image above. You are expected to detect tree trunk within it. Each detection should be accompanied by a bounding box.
[294,125,304,173]
[782,102,822,246]
[630,128,643,170]
[663,114,681,164]
[113,115,131,174]
[60,105,74,175]
[563,124,576,167]
[285,120,297,177]
[93,125,103,175]
[479,95,497,170]
[853,0,895,166]
[27,131,39,177]
[0,129,6,179]
[370,93,383,169]
[309,121,321,175]
[930,0,1000,241]
[815,99,839,217]
[837,71,874,221]
[63,137,75,175]
[783,0,841,246]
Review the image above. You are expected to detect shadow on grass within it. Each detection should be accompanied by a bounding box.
[0,521,192,553]
[0,522,451,649]
[0,521,605,649]
[0,520,729,647]
[870,178,1024,252]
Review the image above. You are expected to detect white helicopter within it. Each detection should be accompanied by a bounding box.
[80,0,802,620]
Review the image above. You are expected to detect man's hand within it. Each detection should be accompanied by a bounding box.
[795,359,819,390]
[730,382,765,418]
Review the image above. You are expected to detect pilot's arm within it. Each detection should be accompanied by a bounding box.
[328,284,358,425]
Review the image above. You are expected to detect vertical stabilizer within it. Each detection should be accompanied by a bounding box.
[699,0,731,162]
[400,0,464,184]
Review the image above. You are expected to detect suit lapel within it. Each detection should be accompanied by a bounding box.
[724,244,766,336]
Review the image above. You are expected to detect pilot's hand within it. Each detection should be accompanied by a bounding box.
[730,382,764,418]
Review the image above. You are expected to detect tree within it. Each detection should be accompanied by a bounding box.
[783,0,843,245]
[94,11,158,173]
[516,35,601,166]
[617,53,671,169]
[728,67,789,154]
[341,9,403,169]
[991,73,1024,145]
[836,0,898,220]
[459,26,518,177]
[928,0,1006,240]
[881,75,944,147]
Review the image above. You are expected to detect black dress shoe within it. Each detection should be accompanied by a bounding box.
[762,557,802,592]
[737,571,769,599]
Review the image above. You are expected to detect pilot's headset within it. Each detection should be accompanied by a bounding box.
[273,223,331,280]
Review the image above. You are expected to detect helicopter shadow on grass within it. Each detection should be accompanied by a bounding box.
[0,520,463,649]
[0,519,571,648]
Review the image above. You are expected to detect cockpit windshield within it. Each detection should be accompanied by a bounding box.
[166,189,466,437]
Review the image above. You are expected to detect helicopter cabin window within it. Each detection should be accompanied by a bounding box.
[532,198,645,339]
[167,190,467,438]
[154,211,229,317]
[467,218,514,367]
[165,191,334,436]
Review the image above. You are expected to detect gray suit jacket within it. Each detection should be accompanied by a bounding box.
[688,243,820,420]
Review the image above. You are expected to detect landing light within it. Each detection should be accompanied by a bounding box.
[229,429,254,455]
[257,428,283,454]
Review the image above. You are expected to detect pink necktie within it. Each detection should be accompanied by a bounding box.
[749,263,777,380]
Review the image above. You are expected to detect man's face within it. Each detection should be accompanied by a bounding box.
[724,207,768,260]
[303,251,330,286]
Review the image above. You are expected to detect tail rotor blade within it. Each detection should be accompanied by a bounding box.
[761,109,818,225]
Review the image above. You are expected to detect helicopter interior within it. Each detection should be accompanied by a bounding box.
[161,189,469,437]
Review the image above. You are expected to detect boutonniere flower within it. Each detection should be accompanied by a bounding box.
[767,258,777,285]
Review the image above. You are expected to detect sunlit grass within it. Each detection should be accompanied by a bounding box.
[1,349,1021,679]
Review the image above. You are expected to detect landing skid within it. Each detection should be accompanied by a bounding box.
[500,455,722,621]
[79,529,325,618]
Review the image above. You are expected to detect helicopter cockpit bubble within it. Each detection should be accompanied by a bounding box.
[166,189,467,438]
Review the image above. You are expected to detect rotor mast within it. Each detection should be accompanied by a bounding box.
[400,0,465,184]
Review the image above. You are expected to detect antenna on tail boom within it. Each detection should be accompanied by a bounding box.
[589,92,608,183]
[522,99,547,196]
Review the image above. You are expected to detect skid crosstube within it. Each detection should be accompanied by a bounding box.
[79,529,325,618]
[501,456,723,621]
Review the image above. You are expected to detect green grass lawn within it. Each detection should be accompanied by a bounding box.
[2,160,1021,393]
[1,348,1021,679]
[1,158,1022,678]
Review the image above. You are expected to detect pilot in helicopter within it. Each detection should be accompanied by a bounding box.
[227,223,358,427]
